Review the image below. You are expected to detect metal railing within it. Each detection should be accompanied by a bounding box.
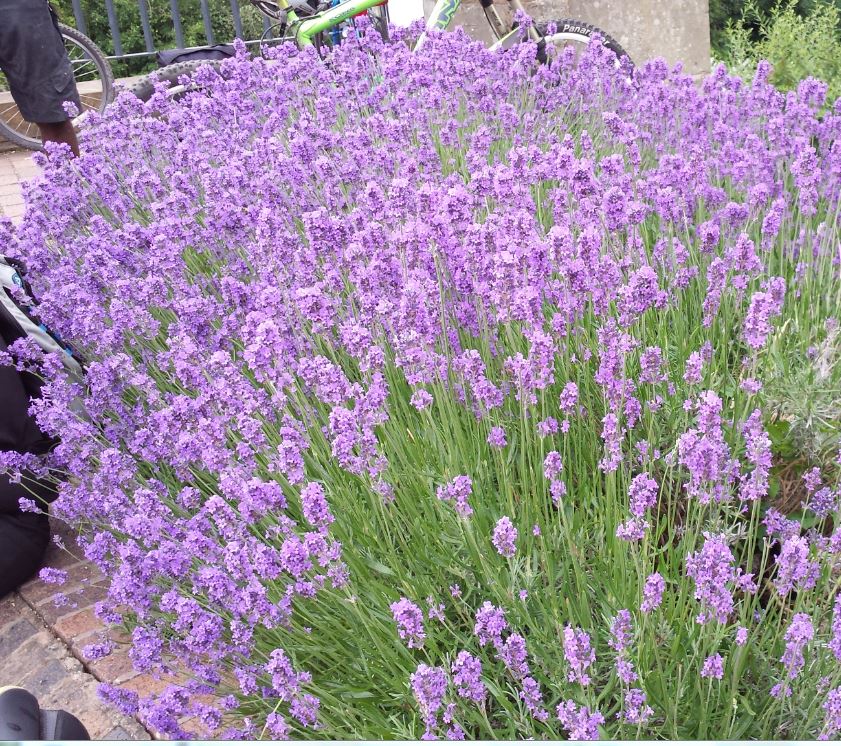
[66,0,279,60]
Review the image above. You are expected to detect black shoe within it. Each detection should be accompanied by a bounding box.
[0,686,41,740]
[41,708,91,740]
[0,686,90,740]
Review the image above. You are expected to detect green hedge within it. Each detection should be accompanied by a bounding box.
[712,0,841,100]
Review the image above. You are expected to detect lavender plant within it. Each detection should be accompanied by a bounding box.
[1,23,840,740]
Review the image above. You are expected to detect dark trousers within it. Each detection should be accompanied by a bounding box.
[0,0,82,123]
[0,473,51,599]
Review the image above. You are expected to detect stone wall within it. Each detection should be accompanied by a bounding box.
[426,0,711,78]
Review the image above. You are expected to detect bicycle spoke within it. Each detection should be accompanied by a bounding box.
[78,93,102,110]
[71,59,97,76]
[0,93,40,142]
[3,115,37,139]
[5,111,24,128]
[75,70,101,84]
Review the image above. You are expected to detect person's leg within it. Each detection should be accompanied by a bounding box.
[36,120,79,157]
[0,512,50,598]
[0,474,51,599]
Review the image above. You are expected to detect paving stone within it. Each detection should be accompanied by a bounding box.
[0,148,38,222]
[53,606,103,643]
[0,633,52,684]
[0,597,150,740]
[106,626,133,645]
[42,678,116,728]
[33,581,108,625]
[41,536,88,572]
[18,658,68,693]
[68,564,105,586]
[89,650,137,684]
[11,159,38,176]
[105,726,134,739]
[37,675,149,741]
[177,715,214,738]
[14,159,39,173]
[17,575,77,606]
[2,204,25,220]
[0,594,25,630]
[120,672,171,699]
[40,551,84,573]
[0,618,39,658]
[69,628,99,657]
[48,519,85,558]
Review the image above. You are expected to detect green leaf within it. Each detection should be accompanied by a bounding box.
[766,419,791,447]
[364,557,396,576]
[340,690,376,700]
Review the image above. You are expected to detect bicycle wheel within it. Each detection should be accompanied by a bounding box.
[0,24,114,151]
[483,4,630,67]
[537,19,631,67]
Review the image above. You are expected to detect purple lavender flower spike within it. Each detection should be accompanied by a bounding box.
[492,516,518,558]
[390,598,426,649]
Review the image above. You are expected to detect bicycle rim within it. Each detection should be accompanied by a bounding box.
[543,31,593,63]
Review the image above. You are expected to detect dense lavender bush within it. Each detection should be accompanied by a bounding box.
[2,22,841,739]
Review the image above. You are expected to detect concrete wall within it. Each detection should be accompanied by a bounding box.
[422,0,711,78]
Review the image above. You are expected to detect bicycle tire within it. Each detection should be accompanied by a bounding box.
[0,23,114,151]
[128,60,223,103]
[537,19,631,67]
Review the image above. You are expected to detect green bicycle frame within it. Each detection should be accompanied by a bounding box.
[290,0,389,47]
[287,0,543,54]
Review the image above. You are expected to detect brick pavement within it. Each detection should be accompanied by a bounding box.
[0,148,38,223]
[0,519,154,739]
[0,593,150,740]
[1,518,212,739]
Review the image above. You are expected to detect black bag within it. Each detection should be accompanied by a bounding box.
[156,44,236,67]
[0,336,54,459]
[0,255,75,478]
